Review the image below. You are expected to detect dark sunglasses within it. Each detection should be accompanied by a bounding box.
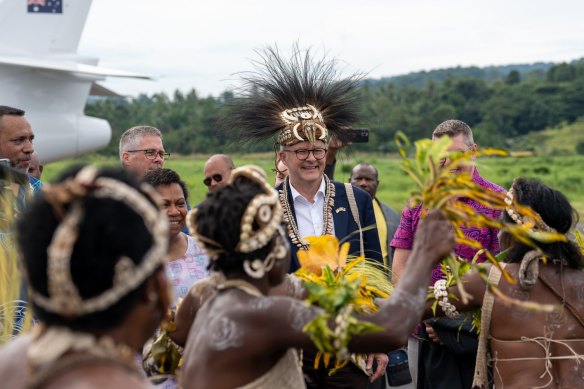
[203,174,223,187]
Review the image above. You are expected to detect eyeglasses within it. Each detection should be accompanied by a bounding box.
[283,148,327,161]
[127,149,170,160]
[203,174,223,187]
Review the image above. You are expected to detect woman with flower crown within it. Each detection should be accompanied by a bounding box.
[179,165,455,389]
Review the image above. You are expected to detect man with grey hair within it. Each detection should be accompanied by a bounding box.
[119,125,169,178]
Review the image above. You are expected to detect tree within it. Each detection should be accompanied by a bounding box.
[505,70,521,85]
[547,63,576,83]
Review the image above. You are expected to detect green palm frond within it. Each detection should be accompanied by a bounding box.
[396,132,567,313]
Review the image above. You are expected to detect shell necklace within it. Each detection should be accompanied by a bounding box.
[279,175,335,250]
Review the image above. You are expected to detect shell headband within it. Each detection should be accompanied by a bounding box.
[29,166,169,317]
[277,104,328,146]
[187,165,283,259]
[505,186,556,233]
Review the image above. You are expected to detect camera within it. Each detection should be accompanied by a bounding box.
[346,128,369,143]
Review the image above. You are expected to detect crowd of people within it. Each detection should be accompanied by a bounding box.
[0,46,582,389]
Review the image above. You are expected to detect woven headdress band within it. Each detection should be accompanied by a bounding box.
[277,104,328,146]
[187,165,283,259]
[30,166,169,317]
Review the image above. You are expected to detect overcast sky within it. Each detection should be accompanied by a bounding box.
[79,0,584,98]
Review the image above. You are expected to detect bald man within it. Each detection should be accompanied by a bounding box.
[203,154,235,191]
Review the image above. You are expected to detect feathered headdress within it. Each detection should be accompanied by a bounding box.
[222,45,362,146]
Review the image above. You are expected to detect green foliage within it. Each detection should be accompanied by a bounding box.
[547,63,577,82]
[365,62,553,88]
[505,70,521,85]
[304,266,359,313]
[85,60,584,156]
[301,264,383,357]
[511,118,584,156]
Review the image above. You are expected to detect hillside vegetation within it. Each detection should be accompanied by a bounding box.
[86,58,584,156]
[510,118,584,156]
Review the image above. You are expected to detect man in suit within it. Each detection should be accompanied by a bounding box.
[350,163,400,267]
[277,138,387,389]
[225,47,387,388]
[277,142,383,273]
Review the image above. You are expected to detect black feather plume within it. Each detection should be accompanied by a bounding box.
[221,45,362,145]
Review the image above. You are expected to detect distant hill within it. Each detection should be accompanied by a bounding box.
[363,58,583,88]
[509,118,584,156]
[86,56,584,155]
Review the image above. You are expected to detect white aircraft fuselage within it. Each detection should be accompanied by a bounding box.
[0,0,149,163]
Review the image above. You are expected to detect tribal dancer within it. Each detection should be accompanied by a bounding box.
[425,178,584,388]
[0,166,172,389]
[180,165,455,389]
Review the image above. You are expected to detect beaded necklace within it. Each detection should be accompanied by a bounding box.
[279,175,335,250]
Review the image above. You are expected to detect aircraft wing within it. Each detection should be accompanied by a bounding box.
[90,82,125,98]
[0,56,151,79]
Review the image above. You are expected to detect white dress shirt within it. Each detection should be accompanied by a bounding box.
[289,177,335,239]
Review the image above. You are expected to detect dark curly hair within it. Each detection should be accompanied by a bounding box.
[143,168,189,200]
[17,166,162,331]
[503,177,583,269]
[193,175,275,275]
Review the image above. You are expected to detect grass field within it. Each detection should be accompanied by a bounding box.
[42,153,584,216]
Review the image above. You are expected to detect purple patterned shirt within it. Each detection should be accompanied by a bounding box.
[390,168,505,284]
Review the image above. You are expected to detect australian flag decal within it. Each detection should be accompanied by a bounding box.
[28,0,63,14]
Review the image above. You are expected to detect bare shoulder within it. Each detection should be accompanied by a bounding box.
[189,272,224,299]
[44,364,150,389]
[539,265,584,303]
[0,333,30,365]
[0,334,31,389]
[269,274,306,299]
